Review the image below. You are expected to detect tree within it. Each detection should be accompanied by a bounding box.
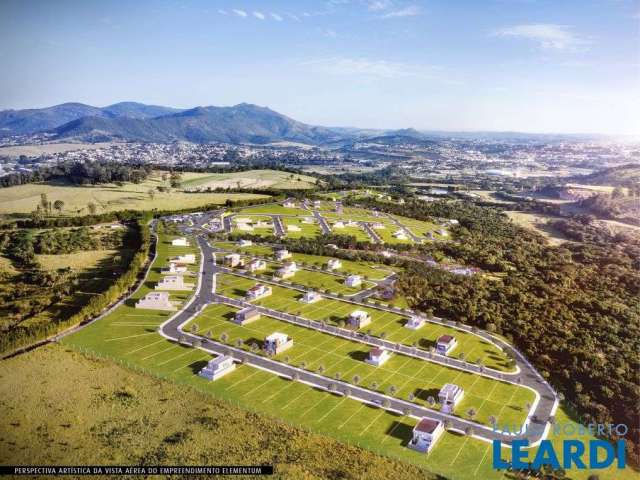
[352,374,361,385]
[147,188,156,200]
[466,408,477,421]
[53,200,64,214]
[235,338,244,348]
[87,202,98,215]
[387,384,397,396]
[40,193,49,214]
[220,332,229,343]
[427,396,436,407]
[190,323,198,334]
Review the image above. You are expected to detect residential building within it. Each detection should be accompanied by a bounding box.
[275,262,297,279]
[393,229,408,240]
[300,291,322,304]
[247,259,267,272]
[283,199,297,208]
[223,253,241,267]
[366,347,391,366]
[263,332,293,355]
[436,335,457,355]
[161,262,188,275]
[287,224,301,232]
[135,291,177,311]
[405,315,426,330]
[234,307,261,325]
[372,222,386,229]
[312,200,321,208]
[326,259,342,271]
[408,417,444,453]
[348,310,371,329]
[246,283,272,301]
[238,239,253,247]
[274,249,292,261]
[171,237,189,246]
[332,221,345,229]
[198,355,236,381]
[438,383,464,414]
[345,275,362,288]
[155,275,194,291]
[438,228,449,237]
[171,253,196,264]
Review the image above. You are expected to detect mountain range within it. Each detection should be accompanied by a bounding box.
[0,101,615,145]
[0,102,350,145]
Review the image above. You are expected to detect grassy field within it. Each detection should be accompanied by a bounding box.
[216,273,512,372]
[390,214,446,240]
[58,237,636,479]
[214,241,397,281]
[282,216,322,239]
[181,169,318,190]
[231,215,276,237]
[505,211,569,246]
[36,249,120,272]
[0,173,267,215]
[237,204,310,216]
[0,344,436,480]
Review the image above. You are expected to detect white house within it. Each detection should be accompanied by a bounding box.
[264,332,293,355]
[161,262,188,275]
[223,253,241,267]
[155,275,194,291]
[199,355,236,381]
[372,223,386,230]
[326,259,342,271]
[393,229,408,240]
[238,239,253,247]
[171,237,189,247]
[405,315,426,330]
[347,310,371,329]
[246,283,272,301]
[345,275,362,288]
[365,347,391,366]
[283,199,297,208]
[302,216,315,224]
[435,335,457,355]
[332,221,345,229]
[247,259,267,272]
[135,291,177,311]
[438,383,464,414]
[438,228,449,237]
[236,223,254,232]
[275,262,297,279]
[312,200,321,208]
[408,417,444,453]
[171,254,196,264]
[274,249,292,261]
[234,307,261,325]
[300,291,322,304]
[287,224,301,232]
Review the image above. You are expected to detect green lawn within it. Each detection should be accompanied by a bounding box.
[231,215,276,237]
[215,273,513,372]
[237,204,310,216]
[390,214,444,241]
[180,169,318,190]
[282,217,322,239]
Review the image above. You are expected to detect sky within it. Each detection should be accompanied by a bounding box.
[0,0,638,135]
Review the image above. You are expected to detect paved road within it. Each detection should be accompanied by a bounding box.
[157,223,558,446]
[313,210,332,235]
[360,222,383,243]
[272,215,285,237]
[384,214,423,243]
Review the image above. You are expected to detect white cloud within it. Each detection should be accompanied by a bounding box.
[253,11,265,20]
[301,57,442,79]
[286,13,300,21]
[271,13,283,21]
[217,9,228,15]
[493,24,590,51]
[380,5,421,18]
[232,9,248,18]
[367,0,393,11]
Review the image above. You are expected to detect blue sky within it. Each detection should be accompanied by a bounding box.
[1,0,638,134]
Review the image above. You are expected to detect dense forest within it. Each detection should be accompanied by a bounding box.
[350,196,640,465]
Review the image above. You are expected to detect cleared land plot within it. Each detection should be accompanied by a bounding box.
[282,217,322,239]
[389,215,445,241]
[329,223,372,242]
[215,274,513,372]
[505,211,569,246]
[214,242,396,281]
[186,303,532,428]
[231,215,275,237]
[180,169,318,190]
[324,207,383,223]
[226,260,373,295]
[237,204,310,216]
[0,173,267,215]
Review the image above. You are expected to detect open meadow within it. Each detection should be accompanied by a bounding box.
[181,169,318,190]
[0,172,267,215]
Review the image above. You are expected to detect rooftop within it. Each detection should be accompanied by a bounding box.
[414,417,442,434]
